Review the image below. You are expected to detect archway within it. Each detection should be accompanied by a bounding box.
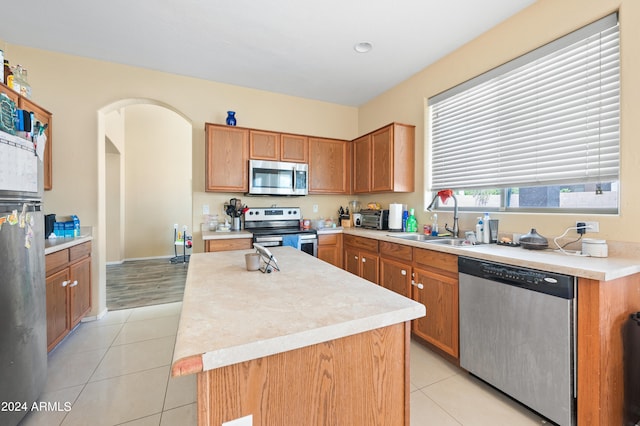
[97,99,193,314]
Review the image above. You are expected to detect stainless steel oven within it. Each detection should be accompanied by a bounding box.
[245,207,317,257]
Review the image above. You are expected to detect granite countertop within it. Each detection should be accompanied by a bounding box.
[44,227,94,255]
[342,228,640,282]
[171,247,425,376]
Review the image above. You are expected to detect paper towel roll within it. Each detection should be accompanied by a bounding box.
[388,203,403,231]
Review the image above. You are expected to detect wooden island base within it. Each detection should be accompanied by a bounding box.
[196,322,410,426]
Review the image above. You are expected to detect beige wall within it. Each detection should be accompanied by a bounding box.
[359,0,639,243]
[3,0,638,316]
[2,45,357,316]
[123,104,192,260]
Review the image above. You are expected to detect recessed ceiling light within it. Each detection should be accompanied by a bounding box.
[354,42,373,53]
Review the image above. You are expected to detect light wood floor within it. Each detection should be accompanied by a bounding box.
[106,259,188,311]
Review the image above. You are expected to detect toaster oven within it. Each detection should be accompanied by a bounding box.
[359,209,389,230]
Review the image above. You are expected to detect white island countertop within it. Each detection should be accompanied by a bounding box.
[171,247,425,376]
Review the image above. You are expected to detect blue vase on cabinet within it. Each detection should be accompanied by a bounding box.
[226,111,237,126]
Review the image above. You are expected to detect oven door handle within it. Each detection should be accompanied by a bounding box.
[254,236,282,245]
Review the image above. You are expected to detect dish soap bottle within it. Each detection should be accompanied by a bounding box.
[406,208,418,233]
[476,217,484,242]
[483,212,491,243]
[431,213,438,236]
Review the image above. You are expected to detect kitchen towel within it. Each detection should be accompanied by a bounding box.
[282,234,301,250]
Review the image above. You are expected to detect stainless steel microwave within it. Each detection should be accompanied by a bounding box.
[248,160,308,196]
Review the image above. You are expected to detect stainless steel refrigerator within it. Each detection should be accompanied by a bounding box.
[0,130,46,426]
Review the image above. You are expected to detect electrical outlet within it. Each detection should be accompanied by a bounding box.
[576,221,599,233]
[313,204,318,213]
[222,415,252,426]
[202,204,210,215]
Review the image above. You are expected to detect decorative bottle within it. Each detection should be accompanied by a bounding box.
[226,111,237,126]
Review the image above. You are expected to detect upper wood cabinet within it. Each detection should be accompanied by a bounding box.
[249,130,308,163]
[280,134,308,163]
[352,134,371,194]
[205,124,249,192]
[353,122,415,193]
[308,137,351,194]
[1,83,53,190]
[249,130,280,161]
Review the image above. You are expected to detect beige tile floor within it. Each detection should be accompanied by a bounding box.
[21,302,546,426]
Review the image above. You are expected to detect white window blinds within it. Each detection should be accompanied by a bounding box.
[429,13,619,191]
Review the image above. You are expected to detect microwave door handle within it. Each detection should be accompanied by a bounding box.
[292,167,296,190]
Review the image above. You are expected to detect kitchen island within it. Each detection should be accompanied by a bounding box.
[171,247,425,426]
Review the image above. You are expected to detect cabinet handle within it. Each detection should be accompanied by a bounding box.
[401,270,407,276]
[362,257,366,263]
[411,281,424,289]
[61,280,69,287]
[354,256,358,260]
[69,280,79,287]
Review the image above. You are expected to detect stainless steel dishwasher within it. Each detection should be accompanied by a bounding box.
[458,256,576,426]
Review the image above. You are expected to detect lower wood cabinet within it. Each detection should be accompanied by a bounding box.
[411,248,459,358]
[205,238,253,252]
[379,241,413,298]
[45,241,92,352]
[345,237,460,359]
[344,235,379,284]
[317,233,343,268]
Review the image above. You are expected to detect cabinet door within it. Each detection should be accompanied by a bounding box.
[19,97,53,190]
[352,134,370,193]
[46,269,69,351]
[380,258,411,297]
[249,130,280,161]
[205,124,249,191]
[280,134,308,163]
[360,252,379,284]
[344,247,360,276]
[69,256,92,328]
[308,138,350,194]
[371,125,393,192]
[317,234,343,268]
[412,268,459,358]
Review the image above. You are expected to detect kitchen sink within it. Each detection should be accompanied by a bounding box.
[388,234,440,241]
[389,234,477,247]
[425,238,472,247]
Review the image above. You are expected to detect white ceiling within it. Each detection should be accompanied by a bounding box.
[0,0,536,106]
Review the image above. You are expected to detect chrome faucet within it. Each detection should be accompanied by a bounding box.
[427,190,459,238]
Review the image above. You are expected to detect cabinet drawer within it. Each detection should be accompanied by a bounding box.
[319,233,339,246]
[344,235,378,253]
[46,249,69,275]
[206,238,253,252]
[70,241,92,262]
[380,241,412,261]
[414,248,457,275]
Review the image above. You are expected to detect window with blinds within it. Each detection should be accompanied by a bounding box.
[428,13,619,213]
